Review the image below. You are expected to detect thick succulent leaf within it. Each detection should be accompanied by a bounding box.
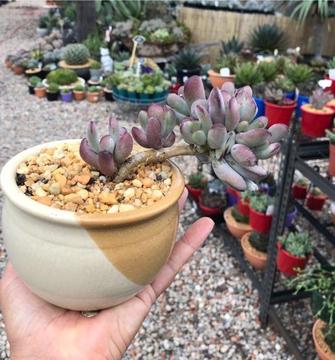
[161,109,176,137]
[207,124,227,149]
[131,127,149,148]
[192,130,207,146]
[236,128,271,147]
[221,82,235,96]
[87,121,99,152]
[227,155,267,183]
[180,121,194,144]
[183,76,206,108]
[79,138,99,169]
[190,99,208,118]
[98,151,117,177]
[108,117,119,143]
[166,94,190,116]
[268,124,288,143]
[254,142,281,159]
[195,104,212,134]
[236,86,252,98]
[236,89,257,123]
[208,88,226,124]
[146,117,162,149]
[236,121,249,133]
[248,116,268,130]
[114,132,133,164]
[99,135,115,152]
[148,104,165,120]
[224,131,236,153]
[138,110,148,130]
[231,144,257,167]
[162,131,176,147]
[212,159,247,191]
[225,97,240,131]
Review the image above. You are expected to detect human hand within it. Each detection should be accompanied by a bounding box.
[0,189,214,360]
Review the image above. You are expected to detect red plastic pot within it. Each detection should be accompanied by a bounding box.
[292,184,308,200]
[237,198,250,217]
[198,199,222,217]
[301,104,335,138]
[306,194,327,211]
[276,242,309,276]
[186,185,202,203]
[329,143,335,176]
[249,207,273,234]
[265,101,296,127]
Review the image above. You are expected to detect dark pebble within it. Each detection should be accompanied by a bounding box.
[156,174,162,181]
[16,173,26,186]
[41,178,48,184]
[25,188,33,196]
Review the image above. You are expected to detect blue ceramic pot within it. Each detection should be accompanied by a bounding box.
[253,97,265,118]
[296,95,309,118]
[60,92,73,102]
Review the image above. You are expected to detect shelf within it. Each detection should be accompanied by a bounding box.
[297,140,329,161]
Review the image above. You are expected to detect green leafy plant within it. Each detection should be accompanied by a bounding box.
[328,57,335,69]
[249,230,269,253]
[273,75,295,93]
[309,187,324,197]
[215,54,239,74]
[309,88,334,110]
[84,33,105,61]
[285,64,313,88]
[63,43,90,66]
[174,47,202,71]
[29,76,41,87]
[275,56,293,75]
[88,86,100,93]
[221,36,244,55]
[295,178,308,187]
[188,172,207,189]
[47,83,59,94]
[257,61,278,82]
[34,82,45,89]
[61,87,71,95]
[231,206,249,224]
[250,24,286,53]
[250,193,273,213]
[90,60,102,70]
[74,84,85,92]
[235,62,263,87]
[47,69,78,86]
[279,232,312,257]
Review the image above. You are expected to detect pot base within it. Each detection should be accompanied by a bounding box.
[313,320,335,360]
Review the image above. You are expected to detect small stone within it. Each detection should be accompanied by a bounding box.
[85,204,96,213]
[124,188,135,198]
[35,196,52,206]
[164,178,171,186]
[54,174,67,188]
[64,202,78,212]
[78,189,89,200]
[162,164,170,173]
[142,178,153,188]
[107,205,119,214]
[64,193,84,204]
[48,182,61,195]
[152,190,163,200]
[132,179,142,188]
[54,148,65,159]
[73,174,91,185]
[99,192,118,205]
[16,173,26,185]
[36,187,47,197]
[141,193,148,203]
[17,165,29,174]
[119,204,135,212]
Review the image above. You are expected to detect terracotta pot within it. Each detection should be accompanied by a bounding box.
[208,70,235,88]
[241,232,268,270]
[34,87,46,98]
[301,104,335,138]
[292,183,307,200]
[87,92,100,103]
[73,91,86,101]
[13,65,25,75]
[185,184,202,203]
[224,207,251,239]
[0,140,185,311]
[276,242,309,276]
[265,100,296,127]
[313,320,335,360]
[249,207,272,234]
[329,143,335,177]
[306,193,327,211]
[237,197,250,217]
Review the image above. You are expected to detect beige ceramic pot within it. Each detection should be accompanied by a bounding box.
[313,320,335,360]
[241,232,268,270]
[223,207,251,240]
[0,140,184,311]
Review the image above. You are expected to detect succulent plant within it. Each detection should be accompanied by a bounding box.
[235,62,263,87]
[264,87,294,106]
[174,47,202,71]
[215,54,240,74]
[309,187,324,197]
[250,193,273,213]
[47,69,78,86]
[231,206,249,224]
[47,83,59,93]
[249,230,269,253]
[250,24,286,53]
[257,61,278,82]
[188,172,207,189]
[29,76,41,87]
[279,231,312,257]
[80,119,133,178]
[285,64,313,87]
[221,36,244,55]
[200,179,226,208]
[63,43,90,66]
[88,86,100,93]
[74,84,85,92]
[309,88,333,110]
[90,60,102,70]
[328,57,335,69]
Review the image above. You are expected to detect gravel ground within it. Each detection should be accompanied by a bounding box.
[1,2,333,360]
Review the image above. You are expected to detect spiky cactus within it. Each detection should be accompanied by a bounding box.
[63,43,90,66]
[80,76,288,190]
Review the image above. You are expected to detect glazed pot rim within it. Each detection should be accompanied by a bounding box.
[0,139,185,227]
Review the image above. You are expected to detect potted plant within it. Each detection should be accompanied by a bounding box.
[306,187,327,211]
[237,190,252,217]
[25,59,42,77]
[241,231,268,270]
[46,83,59,101]
[326,122,335,176]
[60,87,73,103]
[224,206,251,240]
[301,88,335,138]
[127,85,137,102]
[143,85,154,100]
[208,54,238,88]
[249,193,274,234]
[264,87,296,127]
[34,82,46,98]
[277,231,312,276]
[274,75,296,100]
[117,83,128,98]
[87,86,100,103]
[36,15,49,37]
[28,76,41,95]
[290,266,335,360]
[89,60,103,82]
[44,68,85,91]
[12,59,26,75]
[103,83,114,102]
[0,76,287,311]
[73,84,86,101]
[174,47,202,84]
[292,178,309,200]
[198,179,226,218]
[186,172,207,203]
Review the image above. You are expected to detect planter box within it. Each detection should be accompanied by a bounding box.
[241,232,267,270]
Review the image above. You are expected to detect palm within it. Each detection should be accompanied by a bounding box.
[1,190,214,360]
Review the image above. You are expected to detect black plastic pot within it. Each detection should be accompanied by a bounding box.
[28,85,35,95]
[176,67,201,84]
[46,91,59,101]
[104,89,114,102]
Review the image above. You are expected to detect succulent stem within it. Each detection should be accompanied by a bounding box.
[114,145,199,182]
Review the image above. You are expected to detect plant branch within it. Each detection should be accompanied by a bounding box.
[114,144,199,182]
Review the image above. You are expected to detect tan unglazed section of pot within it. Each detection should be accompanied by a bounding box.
[1,140,184,311]
[241,232,267,270]
[313,320,335,360]
[224,207,251,240]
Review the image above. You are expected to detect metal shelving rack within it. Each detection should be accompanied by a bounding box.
[222,119,335,359]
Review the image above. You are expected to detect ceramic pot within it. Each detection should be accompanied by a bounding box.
[265,101,296,127]
[292,184,307,200]
[301,104,335,138]
[249,208,272,234]
[329,144,335,176]
[306,194,327,211]
[254,97,265,118]
[312,320,335,360]
[208,69,235,88]
[198,198,222,218]
[87,92,100,103]
[276,242,309,276]
[185,185,202,203]
[46,91,59,101]
[224,207,251,240]
[60,92,73,102]
[241,232,268,270]
[0,140,184,311]
[28,85,35,95]
[34,87,46,98]
[73,91,86,101]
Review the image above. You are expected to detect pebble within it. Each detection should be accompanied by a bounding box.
[48,182,61,195]
[119,204,135,212]
[132,179,142,187]
[124,188,135,198]
[64,193,83,204]
[143,178,153,187]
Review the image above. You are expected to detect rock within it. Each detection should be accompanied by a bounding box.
[73,174,91,185]
[48,182,61,195]
[35,196,52,206]
[54,174,67,188]
[164,178,171,186]
[124,188,135,198]
[132,179,142,188]
[99,192,118,205]
[142,178,153,188]
[107,205,119,214]
[119,204,135,212]
[77,189,89,200]
[64,193,84,204]
[35,187,47,197]
[152,190,163,200]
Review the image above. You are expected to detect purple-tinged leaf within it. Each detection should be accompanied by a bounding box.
[212,159,247,191]
[268,124,288,143]
[248,116,268,130]
[114,132,133,164]
[225,97,240,131]
[236,128,270,147]
[190,99,208,118]
[195,104,212,134]
[236,121,249,132]
[138,110,148,130]
[87,121,99,152]
[132,127,149,148]
[227,155,267,183]
[99,135,115,152]
[208,88,226,124]
[231,144,257,167]
[221,82,235,96]
[79,138,99,169]
[108,117,119,143]
[254,142,281,159]
[180,120,195,144]
[167,94,190,116]
[148,104,165,120]
[161,109,176,137]
[183,76,206,108]
[98,151,117,177]
[146,117,162,149]
[235,91,257,123]
[162,131,176,147]
[207,124,227,149]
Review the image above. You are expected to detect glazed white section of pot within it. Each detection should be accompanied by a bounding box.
[3,199,142,311]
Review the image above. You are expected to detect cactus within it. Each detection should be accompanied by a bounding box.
[309,88,334,110]
[188,172,207,189]
[249,231,269,253]
[63,43,90,66]
[80,119,133,178]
